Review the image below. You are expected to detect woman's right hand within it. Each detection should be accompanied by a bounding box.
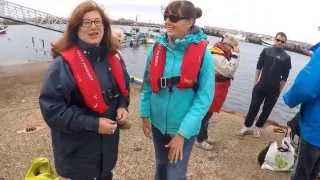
[98,118,117,134]
[142,118,152,139]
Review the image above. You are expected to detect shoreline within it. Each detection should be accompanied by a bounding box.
[0,61,290,128]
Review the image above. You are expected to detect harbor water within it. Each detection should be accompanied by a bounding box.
[0,25,310,124]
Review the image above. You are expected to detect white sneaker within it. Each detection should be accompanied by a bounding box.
[238,126,252,136]
[195,141,214,151]
[253,127,262,138]
[206,138,215,145]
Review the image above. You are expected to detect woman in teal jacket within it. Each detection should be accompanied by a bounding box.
[139,1,214,179]
[283,48,320,180]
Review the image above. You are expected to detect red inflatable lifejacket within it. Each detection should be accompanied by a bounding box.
[60,46,128,114]
[150,40,208,92]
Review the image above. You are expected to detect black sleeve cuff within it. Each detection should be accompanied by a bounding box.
[118,96,129,111]
[84,115,99,133]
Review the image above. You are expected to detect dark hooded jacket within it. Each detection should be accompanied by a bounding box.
[39,40,130,179]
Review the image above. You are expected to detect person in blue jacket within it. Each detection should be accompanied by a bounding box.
[39,1,130,179]
[139,1,214,179]
[283,48,320,180]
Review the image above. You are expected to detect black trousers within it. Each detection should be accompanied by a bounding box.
[197,112,213,142]
[244,84,280,128]
[292,138,320,180]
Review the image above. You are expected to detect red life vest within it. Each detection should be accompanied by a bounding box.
[150,40,208,92]
[60,46,129,114]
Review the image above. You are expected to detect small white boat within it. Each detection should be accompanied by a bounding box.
[151,27,161,33]
[146,38,155,44]
[0,25,7,34]
[261,38,274,47]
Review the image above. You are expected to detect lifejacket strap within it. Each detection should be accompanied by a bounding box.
[157,76,198,92]
[158,76,180,92]
[102,88,120,101]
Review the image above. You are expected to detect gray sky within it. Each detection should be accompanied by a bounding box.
[7,0,320,44]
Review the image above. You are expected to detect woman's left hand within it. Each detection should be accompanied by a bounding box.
[116,107,128,124]
[165,134,184,163]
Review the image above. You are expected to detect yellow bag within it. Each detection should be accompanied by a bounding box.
[25,157,59,180]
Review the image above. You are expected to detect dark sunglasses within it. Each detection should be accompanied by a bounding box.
[164,14,190,23]
[275,39,285,44]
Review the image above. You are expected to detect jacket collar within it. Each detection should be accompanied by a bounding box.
[156,26,207,51]
[78,40,105,62]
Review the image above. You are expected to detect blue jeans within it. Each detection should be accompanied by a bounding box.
[291,138,320,180]
[152,126,195,180]
[197,111,213,142]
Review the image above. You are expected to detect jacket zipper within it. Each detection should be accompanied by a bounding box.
[164,49,175,134]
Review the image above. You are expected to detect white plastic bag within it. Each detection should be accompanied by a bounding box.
[261,137,295,171]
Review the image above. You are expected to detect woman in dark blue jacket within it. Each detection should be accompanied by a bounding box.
[39,1,130,179]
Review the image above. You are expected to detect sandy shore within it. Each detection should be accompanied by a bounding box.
[0,62,290,180]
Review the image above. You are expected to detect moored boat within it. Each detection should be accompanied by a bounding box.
[261,38,274,47]
[0,25,8,34]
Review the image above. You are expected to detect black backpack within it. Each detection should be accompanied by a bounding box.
[287,111,301,147]
[257,142,272,166]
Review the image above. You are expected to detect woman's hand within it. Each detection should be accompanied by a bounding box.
[98,118,117,134]
[142,118,152,139]
[165,134,184,163]
[116,107,128,125]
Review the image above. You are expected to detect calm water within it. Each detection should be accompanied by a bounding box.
[0,25,61,64]
[0,25,310,124]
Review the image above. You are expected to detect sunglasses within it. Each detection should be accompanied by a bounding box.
[275,39,285,44]
[164,14,190,23]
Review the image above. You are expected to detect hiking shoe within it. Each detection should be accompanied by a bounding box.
[206,138,215,145]
[253,127,262,138]
[195,141,214,151]
[237,126,252,136]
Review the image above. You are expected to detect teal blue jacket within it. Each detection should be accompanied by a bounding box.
[139,29,214,139]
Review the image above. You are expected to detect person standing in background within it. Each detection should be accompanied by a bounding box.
[239,32,291,137]
[196,34,239,150]
[111,27,132,130]
[112,28,124,50]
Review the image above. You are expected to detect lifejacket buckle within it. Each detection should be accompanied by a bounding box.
[160,77,167,88]
[103,89,120,100]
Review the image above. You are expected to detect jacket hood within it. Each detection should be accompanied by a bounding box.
[155,26,207,50]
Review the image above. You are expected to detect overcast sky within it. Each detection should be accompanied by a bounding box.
[7,0,320,44]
